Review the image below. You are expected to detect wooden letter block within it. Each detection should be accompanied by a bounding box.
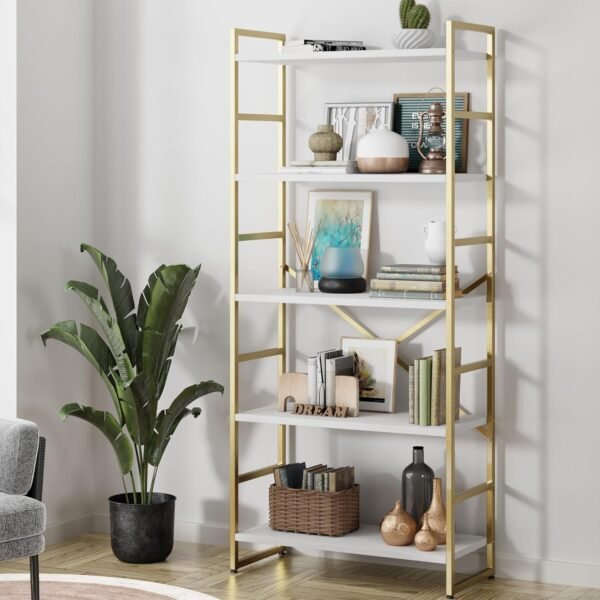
[278,373,308,411]
[335,375,360,417]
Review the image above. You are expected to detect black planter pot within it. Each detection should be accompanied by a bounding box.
[109,493,176,564]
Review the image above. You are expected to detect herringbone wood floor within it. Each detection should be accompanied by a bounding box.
[0,534,598,599]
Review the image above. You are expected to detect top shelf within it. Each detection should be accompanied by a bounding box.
[236,48,486,66]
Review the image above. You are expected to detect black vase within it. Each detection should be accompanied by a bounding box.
[401,446,434,525]
[109,493,176,563]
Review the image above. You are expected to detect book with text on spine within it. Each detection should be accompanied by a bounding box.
[380,264,458,275]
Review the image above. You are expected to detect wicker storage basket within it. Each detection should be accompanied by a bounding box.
[269,484,360,536]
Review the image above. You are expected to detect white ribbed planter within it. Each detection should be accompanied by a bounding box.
[391,29,436,49]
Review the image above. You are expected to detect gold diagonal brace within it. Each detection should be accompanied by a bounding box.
[396,310,444,344]
[328,305,377,339]
[462,273,487,295]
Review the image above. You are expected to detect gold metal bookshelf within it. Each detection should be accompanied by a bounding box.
[229,20,496,599]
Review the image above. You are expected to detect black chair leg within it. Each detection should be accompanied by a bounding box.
[30,555,40,600]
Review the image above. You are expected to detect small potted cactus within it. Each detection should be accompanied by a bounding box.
[392,0,435,49]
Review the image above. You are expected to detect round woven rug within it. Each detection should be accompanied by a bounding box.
[0,574,218,599]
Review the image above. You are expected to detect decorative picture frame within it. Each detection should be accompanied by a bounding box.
[392,92,470,173]
[308,190,373,288]
[325,102,394,161]
[341,337,397,413]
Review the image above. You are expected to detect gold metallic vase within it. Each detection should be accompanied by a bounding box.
[414,515,437,552]
[379,501,416,546]
[421,477,446,545]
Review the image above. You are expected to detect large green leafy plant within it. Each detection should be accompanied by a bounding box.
[41,244,224,504]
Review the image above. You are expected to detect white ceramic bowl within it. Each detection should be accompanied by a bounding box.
[356,129,409,174]
[391,29,436,49]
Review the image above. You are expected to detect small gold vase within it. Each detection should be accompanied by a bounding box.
[421,477,446,545]
[379,500,416,546]
[414,515,437,552]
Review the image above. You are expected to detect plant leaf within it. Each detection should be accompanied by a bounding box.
[80,244,139,368]
[41,321,122,420]
[117,372,157,445]
[147,380,223,466]
[137,265,200,397]
[67,280,135,384]
[59,403,133,475]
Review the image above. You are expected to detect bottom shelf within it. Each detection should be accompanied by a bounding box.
[236,523,486,564]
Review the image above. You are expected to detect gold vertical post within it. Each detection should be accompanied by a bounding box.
[229,28,240,573]
[486,28,496,576]
[277,42,287,466]
[445,19,457,599]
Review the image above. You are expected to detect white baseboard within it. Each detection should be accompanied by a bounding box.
[44,513,95,546]
[496,553,600,589]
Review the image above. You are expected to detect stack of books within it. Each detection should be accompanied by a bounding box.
[307,350,354,406]
[369,263,462,300]
[409,348,462,426]
[280,39,367,53]
[272,463,355,491]
[280,160,358,175]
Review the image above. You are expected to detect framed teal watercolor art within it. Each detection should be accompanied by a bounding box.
[307,190,373,289]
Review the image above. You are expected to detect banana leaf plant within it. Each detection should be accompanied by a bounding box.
[41,244,224,504]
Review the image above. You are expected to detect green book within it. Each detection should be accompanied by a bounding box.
[414,359,420,425]
[431,349,443,426]
[418,357,432,426]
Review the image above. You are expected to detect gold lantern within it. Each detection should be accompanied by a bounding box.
[417,91,447,174]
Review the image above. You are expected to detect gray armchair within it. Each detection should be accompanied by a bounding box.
[0,419,46,600]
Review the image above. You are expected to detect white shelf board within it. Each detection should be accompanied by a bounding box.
[236,48,486,65]
[236,172,486,184]
[236,405,487,436]
[235,288,482,310]
[236,523,486,563]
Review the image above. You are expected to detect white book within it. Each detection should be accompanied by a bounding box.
[307,356,318,406]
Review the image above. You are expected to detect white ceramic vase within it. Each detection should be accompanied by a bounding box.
[356,129,409,174]
[422,220,446,265]
[391,29,436,49]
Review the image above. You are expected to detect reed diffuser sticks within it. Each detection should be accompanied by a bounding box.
[288,220,319,270]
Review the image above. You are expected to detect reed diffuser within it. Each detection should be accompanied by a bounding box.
[288,220,319,293]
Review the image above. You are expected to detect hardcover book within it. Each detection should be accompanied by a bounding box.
[325,354,355,407]
[414,359,420,425]
[379,264,457,275]
[370,278,458,292]
[418,357,432,426]
[369,289,446,300]
[376,272,448,281]
[408,365,415,424]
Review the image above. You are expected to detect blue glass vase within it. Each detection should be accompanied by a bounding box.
[320,247,364,279]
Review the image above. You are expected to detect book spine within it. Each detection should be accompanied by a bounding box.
[431,350,442,426]
[414,359,420,425]
[419,358,432,426]
[280,469,289,488]
[308,356,317,405]
[439,348,446,425]
[376,272,447,281]
[455,347,462,420]
[313,44,366,51]
[371,279,446,292]
[317,352,325,406]
[325,359,336,407]
[380,265,452,274]
[300,39,365,46]
[369,289,446,300]
[408,365,415,424]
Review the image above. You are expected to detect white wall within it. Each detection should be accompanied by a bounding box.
[16,0,600,588]
[0,0,16,420]
[17,0,97,542]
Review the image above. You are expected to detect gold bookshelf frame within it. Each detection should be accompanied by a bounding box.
[229,22,496,599]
